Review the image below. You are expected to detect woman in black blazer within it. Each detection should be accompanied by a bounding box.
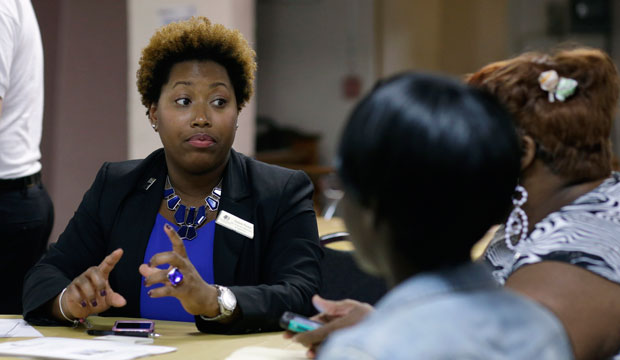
[22,17,322,334]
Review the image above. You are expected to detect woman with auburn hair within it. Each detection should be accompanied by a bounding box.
[468,47,620,359]
[21,17,322,334]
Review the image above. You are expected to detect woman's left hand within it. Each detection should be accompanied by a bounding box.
[138,223,220,316]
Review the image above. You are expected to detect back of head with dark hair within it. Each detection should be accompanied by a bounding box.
[337,72,520,272]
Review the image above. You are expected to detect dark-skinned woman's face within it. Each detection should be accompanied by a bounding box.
[149,60,238,175]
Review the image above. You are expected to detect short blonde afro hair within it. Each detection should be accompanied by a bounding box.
[137,16,256,112]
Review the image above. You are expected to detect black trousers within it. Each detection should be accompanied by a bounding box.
[0,183,53,314]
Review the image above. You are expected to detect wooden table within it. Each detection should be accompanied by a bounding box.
[0,315,305,360]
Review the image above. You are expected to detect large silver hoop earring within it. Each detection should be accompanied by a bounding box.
[504,185,529,250]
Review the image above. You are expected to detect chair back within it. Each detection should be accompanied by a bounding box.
[318,232,388,305]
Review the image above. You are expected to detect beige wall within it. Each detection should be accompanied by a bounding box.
[440,0,509,75]
[376,0,510,78]
[127,0,256,159]
[375,0,620,157]
[256,0,510,165]
[256,0,375,164]
[376,0,443,76]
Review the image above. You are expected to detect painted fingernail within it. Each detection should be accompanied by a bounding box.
[147,290,153,297]
[80,301,87,308]
[100,290,106,297]
[164,223,172,230]
[91,300,97,307]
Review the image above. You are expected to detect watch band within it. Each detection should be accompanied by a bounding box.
[199,285,236,322]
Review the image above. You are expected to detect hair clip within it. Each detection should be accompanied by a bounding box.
[538,70,578,103]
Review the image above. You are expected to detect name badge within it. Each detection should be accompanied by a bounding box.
[216,210,254,239]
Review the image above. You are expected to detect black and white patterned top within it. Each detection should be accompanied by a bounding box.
[485,172,620,285]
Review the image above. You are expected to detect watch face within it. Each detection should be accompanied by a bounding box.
[220,287,237,310]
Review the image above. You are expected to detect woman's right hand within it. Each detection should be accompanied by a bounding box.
[52,248,127,321]
[285,295,374,358]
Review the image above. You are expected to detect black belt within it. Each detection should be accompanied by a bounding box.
[0,172,42,192]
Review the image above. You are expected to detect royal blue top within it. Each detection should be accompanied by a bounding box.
[140,213,215,322]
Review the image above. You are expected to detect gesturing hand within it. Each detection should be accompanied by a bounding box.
[139,223,219,316]
[285,295,374,358]
[58,248,127,321]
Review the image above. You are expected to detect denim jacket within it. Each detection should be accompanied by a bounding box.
[319,262,573,360]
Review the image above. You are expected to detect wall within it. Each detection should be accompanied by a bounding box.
[33,0,127,243]
[375,0,509,78]
[375,0,620,157]
[256,0,375,165]
[507,0,607,53]
[127,0,256,159]
[375,0,443,76]
[439,0,509,76]
[255,0,511,165]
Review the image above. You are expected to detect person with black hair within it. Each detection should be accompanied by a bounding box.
[293,73,573,359]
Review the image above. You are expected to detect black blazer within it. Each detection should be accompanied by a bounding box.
[23,149,323,333]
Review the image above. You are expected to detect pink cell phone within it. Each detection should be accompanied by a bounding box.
[112,320,155,333]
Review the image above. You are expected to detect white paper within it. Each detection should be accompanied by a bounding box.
[0,319,43,338]
[226,346,306,360]
[0,337,175,360]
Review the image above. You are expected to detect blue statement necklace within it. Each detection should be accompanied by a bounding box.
[163,176,222,240]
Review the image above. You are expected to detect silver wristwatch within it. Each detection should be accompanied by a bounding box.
[200,285,237,321]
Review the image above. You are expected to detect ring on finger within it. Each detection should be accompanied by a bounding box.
[167,267,184,287]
